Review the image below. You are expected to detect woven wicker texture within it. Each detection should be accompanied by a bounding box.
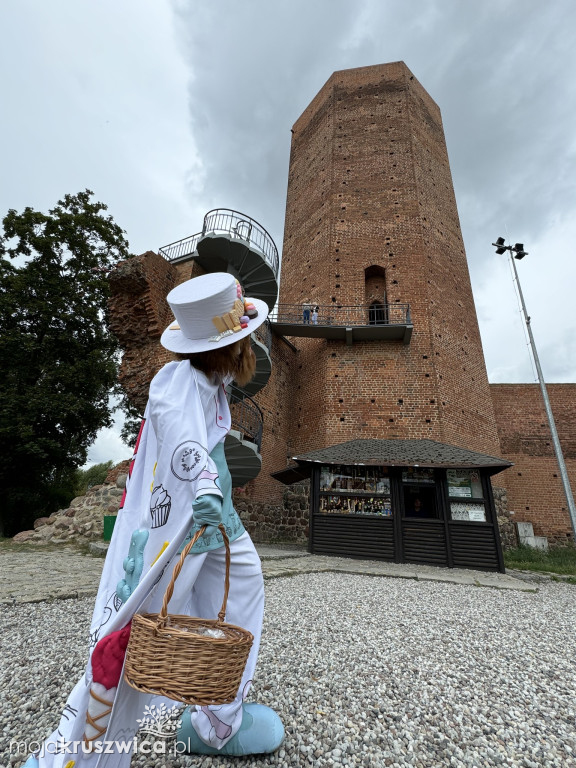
[124,525,254,705]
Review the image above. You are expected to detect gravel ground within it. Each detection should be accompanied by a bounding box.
[2,573,576,768]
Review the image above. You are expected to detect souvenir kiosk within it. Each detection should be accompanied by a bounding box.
[275,439,511,572]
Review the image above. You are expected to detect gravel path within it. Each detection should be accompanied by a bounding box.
[2,573,575,768]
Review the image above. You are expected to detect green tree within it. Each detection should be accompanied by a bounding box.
[0,190,131,536]
[74,460,114,497]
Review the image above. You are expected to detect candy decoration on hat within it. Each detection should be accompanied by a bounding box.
[209,296,258,342]
[244,302,258,319]
[208,329,235,343]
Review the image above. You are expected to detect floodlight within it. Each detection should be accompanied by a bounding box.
[513,243,527,260]
[493,237,507,255]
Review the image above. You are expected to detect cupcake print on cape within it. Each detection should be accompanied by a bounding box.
[150,484,172,528]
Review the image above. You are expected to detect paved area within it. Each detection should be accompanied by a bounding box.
[0,541,536,604]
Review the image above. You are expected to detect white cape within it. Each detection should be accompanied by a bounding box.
[38,361,231,768]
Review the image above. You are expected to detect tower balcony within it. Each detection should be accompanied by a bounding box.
[159,208,279,310]
[269,303,413,345]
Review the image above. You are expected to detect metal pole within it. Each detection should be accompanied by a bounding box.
[509,252,576,538]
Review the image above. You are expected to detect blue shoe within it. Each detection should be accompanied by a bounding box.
[21,757,39,768]
[176,703,284,756]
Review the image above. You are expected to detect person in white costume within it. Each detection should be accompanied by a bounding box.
[22,273,284,768]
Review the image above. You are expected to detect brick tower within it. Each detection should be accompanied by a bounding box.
[278,61,501,458]
[106,61,515,561]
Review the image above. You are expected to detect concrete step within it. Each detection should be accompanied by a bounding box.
[235,337,271,398]
[516,521,549,551]
[195,233,278,310]
[225,430,262,486]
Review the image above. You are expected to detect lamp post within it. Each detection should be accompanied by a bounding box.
[492,237,576,538]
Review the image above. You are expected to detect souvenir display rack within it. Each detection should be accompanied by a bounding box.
[318,465,392,517]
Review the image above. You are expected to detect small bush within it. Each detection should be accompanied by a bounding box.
[74,461,114,497]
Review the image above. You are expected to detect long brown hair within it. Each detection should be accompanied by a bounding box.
[175,336,256,386]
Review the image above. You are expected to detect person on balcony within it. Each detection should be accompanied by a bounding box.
[311,304,319,324]
[302,299,311,324]
[22,273,284,768]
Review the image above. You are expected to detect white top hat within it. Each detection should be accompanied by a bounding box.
[160,273,269,354]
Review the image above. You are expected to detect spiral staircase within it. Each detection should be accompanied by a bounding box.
[159,209,279,486]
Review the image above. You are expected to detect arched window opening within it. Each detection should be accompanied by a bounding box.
[364,265,388,325]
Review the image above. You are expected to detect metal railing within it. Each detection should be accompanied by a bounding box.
[158,209,280,278]
[228,385,264,451]
[202,209,279,277]
[253,319,272,353]
[269,303,411,327]
[159,232,201,262]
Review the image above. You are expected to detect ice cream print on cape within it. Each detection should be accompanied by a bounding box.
[84,624,132,748]
[150,485,171,528]
[89,593,121,650]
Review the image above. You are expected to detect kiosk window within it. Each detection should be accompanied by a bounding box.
[450,503,486,522]
[447,469,483,499]
[318,465,392,517]
[403,485,438,519]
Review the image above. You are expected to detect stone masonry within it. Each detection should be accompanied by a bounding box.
[13,464,129,545]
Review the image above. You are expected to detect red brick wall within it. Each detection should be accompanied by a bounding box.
[491,383,576,541]
[108,254,205,410]
[109,252,177,410]
[242,338,297,506]
[280,62,500,458]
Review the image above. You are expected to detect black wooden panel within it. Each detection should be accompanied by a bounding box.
[401,520,448,566]
[448,522,499,571]
[312,515,395,560]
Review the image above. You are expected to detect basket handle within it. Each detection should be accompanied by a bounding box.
[157,524,231,627]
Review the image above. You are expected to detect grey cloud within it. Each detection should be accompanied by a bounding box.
[171,0,362,244]
[167,0,576,388]
[171,0,576,265]
[2,0,575,395]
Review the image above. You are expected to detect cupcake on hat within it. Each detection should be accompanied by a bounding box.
[160,273,268,353]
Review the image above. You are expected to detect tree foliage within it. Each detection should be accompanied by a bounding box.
[74,460,114,497]
[0,190,131,536]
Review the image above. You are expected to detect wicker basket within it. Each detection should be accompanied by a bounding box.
[124,525,254,705]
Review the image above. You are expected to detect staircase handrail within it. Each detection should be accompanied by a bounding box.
[158,232,202,262]
[253,319,272,353]
[227,385,264,451]
[202,209,280,278]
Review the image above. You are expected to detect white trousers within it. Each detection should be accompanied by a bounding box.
[38,533,264,768]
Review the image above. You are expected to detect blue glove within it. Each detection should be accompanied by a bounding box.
[193,494,223,538]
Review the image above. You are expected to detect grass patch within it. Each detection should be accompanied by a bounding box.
[504,544,576,575]
[0,536,86,554]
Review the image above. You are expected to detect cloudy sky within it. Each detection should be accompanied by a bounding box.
[2,0,575,466]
